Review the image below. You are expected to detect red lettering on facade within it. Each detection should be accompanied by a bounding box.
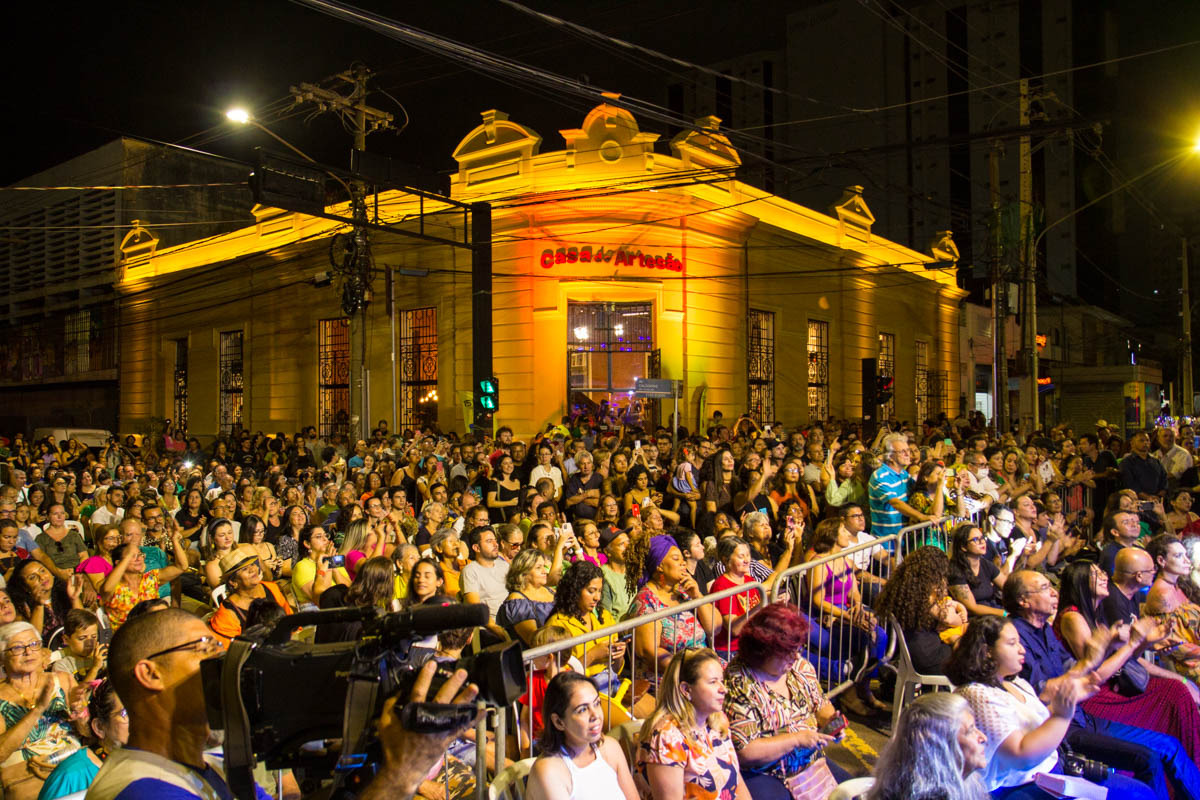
[538,245,684,272]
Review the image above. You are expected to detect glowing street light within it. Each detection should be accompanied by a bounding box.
[225,107,251,125]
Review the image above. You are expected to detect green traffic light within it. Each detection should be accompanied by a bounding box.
[480,397,497,411]
[480,379,496,393]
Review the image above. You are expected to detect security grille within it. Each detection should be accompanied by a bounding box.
[807,320,829,424]
[748,310,776,423]
[317,319,350,439]
[218,331,244,435]
[878,332,895,420]
[400,307,438,432]
[173,339,188,433]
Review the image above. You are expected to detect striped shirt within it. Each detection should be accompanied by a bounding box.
[868,463,909,542]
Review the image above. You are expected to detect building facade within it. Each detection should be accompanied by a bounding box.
[117,105,964,441]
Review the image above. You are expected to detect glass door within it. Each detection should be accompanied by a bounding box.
[566,302,654,425]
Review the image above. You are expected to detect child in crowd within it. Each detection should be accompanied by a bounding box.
[518,624,576,753]
[52,608,107,683]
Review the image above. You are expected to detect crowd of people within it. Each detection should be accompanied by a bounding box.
[1,411,1200,798]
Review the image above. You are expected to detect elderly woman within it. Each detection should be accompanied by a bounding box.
[723,602,849,799]
[0,621,90,800]
[866,692,989,800]
[209,549,293,643]
[637,648,750,800]
[497,548,555,646]
[100,529,188,628]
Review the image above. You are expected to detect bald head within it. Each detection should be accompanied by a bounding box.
[1113,547,1155,591]
[119,517,143,541]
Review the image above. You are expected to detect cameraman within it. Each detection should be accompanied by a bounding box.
[87,608,481,800]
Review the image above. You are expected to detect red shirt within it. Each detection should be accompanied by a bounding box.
[710,572,760,654]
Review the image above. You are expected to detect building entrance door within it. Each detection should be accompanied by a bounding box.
[567,301,655,425]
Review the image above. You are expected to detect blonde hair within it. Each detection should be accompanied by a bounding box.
[638,648,722,751]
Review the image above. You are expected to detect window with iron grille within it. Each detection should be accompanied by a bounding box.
[878,332,895,420]
[64,311,90,375]
[748,310,775,423]
[915,340,929,424]
[566,302,655,422]
[218,331,244,436]
[400,307,438,432]
[317,319,350,439]
[173,339,188,433]
[807,320,830,424]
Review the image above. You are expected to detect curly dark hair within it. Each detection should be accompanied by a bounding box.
[625,529,652,601]
[552,560,604,620]
[944,614,1008,687]
[873,546,948,633]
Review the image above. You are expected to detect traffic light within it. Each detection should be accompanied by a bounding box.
[875,373,894,406]
[476,376,499,414]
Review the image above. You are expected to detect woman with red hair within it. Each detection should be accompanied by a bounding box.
[723,602,849,799]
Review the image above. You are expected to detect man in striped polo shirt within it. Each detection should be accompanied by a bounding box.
[868,433,921,550]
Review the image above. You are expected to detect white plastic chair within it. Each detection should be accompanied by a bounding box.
[610,718,644,772]
[211,583,229,607]
[488,757,535,800]
[888,618,954,731]
[830,777,876,800]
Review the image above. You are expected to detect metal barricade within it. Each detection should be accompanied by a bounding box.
[517,580,767,752]
[767,518,973,698]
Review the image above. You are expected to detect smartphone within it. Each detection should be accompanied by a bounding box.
[327,554,346,568]
[634,440,641,449]
[560,522,574,538]
[98,626,113,646]
[943,438,952,446]
[1140,501,1155,513]
[819,713,847,738]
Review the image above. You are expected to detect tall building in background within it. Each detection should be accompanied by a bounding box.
[668,0,1178,429]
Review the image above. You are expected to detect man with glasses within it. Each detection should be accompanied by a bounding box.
[961,453,1000,507]
[1005,569,1200,798]
[868,433,925,548]
[90,608,481,800]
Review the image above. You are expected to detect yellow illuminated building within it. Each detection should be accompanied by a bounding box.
[117,104,965,440]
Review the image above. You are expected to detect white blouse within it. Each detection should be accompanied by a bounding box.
[957,678,1060,790]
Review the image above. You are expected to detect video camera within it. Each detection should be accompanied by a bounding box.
[200,603,524,800]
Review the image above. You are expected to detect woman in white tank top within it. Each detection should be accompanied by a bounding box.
[525,673,640,800]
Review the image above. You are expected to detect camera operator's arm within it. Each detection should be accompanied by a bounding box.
[358,661,480,800]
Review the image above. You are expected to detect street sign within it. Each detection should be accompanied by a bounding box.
[634,378,677,399]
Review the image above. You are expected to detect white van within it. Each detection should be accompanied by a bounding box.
[31,428,114,450]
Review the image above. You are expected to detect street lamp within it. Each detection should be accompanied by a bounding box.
[225,107,353,201]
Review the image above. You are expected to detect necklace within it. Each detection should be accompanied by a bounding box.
[8,676,42,708]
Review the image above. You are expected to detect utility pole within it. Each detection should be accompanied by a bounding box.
[1184,236,1194,416]
[989,142,1008,434]
[1018,78,1039,435]
[290,66,395,441]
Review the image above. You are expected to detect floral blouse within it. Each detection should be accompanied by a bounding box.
[723,657,827,779]
[634,585,707,657]
[638,716,741,800]
[105,571,163,627]
[0,679,81,763]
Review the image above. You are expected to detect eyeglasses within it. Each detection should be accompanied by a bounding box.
[1023,583,1055,597]
[1118,568,1155,578]
[145,636,226,661]
[6,641,41,656]
[968,536,985,544]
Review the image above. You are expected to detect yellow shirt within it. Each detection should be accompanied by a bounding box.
[546,608,619,666]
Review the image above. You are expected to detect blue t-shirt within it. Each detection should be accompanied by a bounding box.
[868,463,909,544]
[85,747,270,800]
[39,747,98,800]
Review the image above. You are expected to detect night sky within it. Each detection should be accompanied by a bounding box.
[4,0,1200,329]
[1,0,792,185]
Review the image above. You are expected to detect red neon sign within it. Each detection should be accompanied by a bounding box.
[539,245,684,272]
